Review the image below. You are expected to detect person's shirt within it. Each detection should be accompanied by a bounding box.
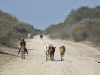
[20,41,26,46]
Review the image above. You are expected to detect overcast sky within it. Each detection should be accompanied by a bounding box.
[0,0,100,30]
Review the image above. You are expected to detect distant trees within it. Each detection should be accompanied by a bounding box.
[0,10,35,47]
[44,6,100,45]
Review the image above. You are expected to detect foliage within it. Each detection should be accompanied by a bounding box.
[44,6,100,45]
[0,10,35,47]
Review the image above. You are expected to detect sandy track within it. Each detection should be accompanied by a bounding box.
[1,35,100,75]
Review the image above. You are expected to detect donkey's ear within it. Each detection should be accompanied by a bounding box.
[55,47,56,49]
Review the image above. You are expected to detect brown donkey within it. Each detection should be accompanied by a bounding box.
[50,46,56,61]
[40,34,43,39]
[59,46,66,61]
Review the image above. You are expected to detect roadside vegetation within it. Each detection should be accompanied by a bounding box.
[44,6,100,46]
[0,10,36,48]
[1,6,100,48]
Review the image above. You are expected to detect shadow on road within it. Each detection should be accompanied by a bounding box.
[0,51,19,57]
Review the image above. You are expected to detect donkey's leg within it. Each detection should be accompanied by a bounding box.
[23,53,25,59]
[21,53,23,59]
[46,53,48,61]
[22,53,24,59]
[53,55,54,61]
[22,55,23,59]
[50,55,52,61]
[62,52,65,61]
[62,55,64,61]
[48,50,51,61]
[49,54,51,61]
[49,53,51,61]
[51,54,53,61]
[24,52,25,59]
[61,54,62,61]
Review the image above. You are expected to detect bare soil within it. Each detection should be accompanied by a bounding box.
[0,35,100,75]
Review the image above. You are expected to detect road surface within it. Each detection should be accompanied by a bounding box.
[1,35,100,75]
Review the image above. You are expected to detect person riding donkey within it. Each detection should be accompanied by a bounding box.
[18,38,28,54]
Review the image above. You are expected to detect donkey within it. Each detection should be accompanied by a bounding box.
[44,44,56,61]
[20,44,26,59]
[59,46,66,61]
[40,34,43,39]
[44,44,51,61]
[50,46,56,61]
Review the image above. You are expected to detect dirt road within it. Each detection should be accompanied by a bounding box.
[1,35,100,75]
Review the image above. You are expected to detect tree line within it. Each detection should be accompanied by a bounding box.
[0,10,35,47]
[44,6,100,45]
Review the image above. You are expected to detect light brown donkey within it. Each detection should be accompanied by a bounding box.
[59,46,66,61]
[20,44,26,59]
